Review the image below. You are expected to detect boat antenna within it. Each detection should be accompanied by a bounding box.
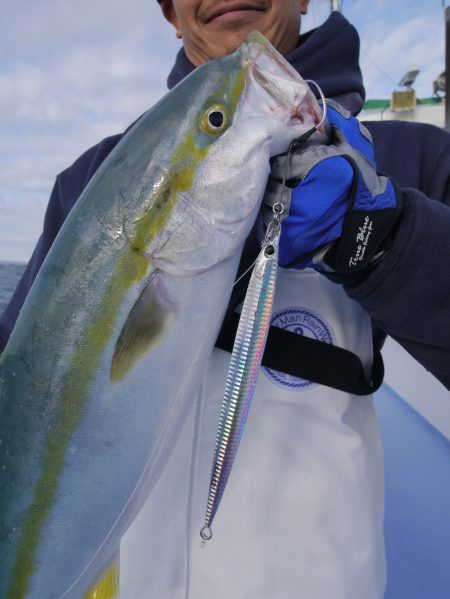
[330,0,342,12]
[445,4,450,129]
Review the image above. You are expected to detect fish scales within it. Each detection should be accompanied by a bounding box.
[0,32,321,598]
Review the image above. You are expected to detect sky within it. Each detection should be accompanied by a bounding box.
[0,0,447,262]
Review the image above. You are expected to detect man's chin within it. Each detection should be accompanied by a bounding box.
[204,25,269,59]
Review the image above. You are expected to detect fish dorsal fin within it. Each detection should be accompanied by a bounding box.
[83,553,120,599]
[110,269,174,383]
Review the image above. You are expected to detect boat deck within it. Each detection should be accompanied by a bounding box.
[376,384,450,598]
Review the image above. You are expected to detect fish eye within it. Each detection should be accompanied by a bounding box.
[209,110,224,129]
[200,104,230,135]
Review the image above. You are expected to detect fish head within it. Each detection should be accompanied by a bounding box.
[112,32,322,273]
[238,30,323,155]
[161,31,321,266]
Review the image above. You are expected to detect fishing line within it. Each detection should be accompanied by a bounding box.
[359,47,398,88]
[227,130,294,296]
[230,256,259,291]
[306,79,328,129]
[271,80,324,220]
[233,78,326,297]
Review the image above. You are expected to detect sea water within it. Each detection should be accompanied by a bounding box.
[0,261,26,315]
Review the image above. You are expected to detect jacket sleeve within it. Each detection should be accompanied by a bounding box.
[0,134,122,353]
[344,125,450,389]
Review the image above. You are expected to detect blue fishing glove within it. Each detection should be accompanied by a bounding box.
[262,100,402,273]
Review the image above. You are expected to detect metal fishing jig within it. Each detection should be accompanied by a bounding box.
[200,200,285,542]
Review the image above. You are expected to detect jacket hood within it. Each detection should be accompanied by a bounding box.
[166,12,365,115]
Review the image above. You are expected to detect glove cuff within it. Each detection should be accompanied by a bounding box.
[283,165,403,274]
[321,168,403,274]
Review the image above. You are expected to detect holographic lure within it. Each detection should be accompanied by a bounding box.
[200,203,284,542]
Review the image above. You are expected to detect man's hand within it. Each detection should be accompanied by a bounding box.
[262,100,402,274]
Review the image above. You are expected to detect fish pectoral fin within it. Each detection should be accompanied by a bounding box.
[110,269,174,382]
[83,552,120,599]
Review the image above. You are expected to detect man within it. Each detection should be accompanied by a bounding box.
[1,1,450,597]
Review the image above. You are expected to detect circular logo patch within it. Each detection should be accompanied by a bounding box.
[264,307,335,391]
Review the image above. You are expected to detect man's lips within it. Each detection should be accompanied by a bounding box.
[200,2,267,25]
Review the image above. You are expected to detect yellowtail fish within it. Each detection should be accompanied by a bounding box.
[0,32,320,599]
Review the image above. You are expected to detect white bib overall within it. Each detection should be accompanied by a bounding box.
[121,268,386,599]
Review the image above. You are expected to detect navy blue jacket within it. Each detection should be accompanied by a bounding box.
[1,13,450,388]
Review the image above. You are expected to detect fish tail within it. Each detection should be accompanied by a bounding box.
[83,553,120,599]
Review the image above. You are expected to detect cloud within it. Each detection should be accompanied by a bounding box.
[0,0,176,59]
[359,11,444,99]
[0,0,181,261]
[303,1,445,99]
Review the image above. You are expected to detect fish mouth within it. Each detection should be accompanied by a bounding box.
[200,1,267,24]
[240,31,322,128]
